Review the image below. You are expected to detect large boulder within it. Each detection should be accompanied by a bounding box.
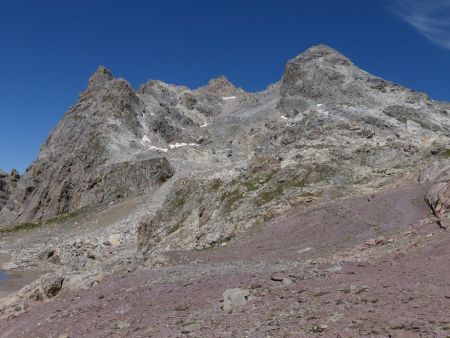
[419,159,450,227]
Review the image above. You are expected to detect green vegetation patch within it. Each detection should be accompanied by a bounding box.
[209,178,223,192]
[166,221,184,235]
[256,186,284,205]
[222,188,245,211]
[286,171,311,188]
[173,191,188,209]
[440,149,450,158]
[242,171,275,192]
[0,208,85,234]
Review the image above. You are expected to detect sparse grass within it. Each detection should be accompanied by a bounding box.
[441,149,450,158]
[209,178,223,192]
[287,171,311,188]
[242,171,275,192]
[0,208,85,234]
[0,221,43,233]
[173,191,188,209]
[222,189,244,211]
[256,186,284,205]
[166,221,184,235]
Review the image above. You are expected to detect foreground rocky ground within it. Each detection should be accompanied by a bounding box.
[3,178,450,337]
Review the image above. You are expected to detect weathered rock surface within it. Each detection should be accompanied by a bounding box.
[419,159,450,228]
[221,288,250,313]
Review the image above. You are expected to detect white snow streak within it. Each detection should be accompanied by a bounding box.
[141,135,169,152]
[169,142,198,149]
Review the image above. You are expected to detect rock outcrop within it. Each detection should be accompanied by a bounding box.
[419,158,450,228]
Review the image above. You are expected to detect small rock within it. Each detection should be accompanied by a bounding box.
[329,312,344,323]
[181,322,200,334]
[108,234,122,247]
[310,324,328,333]
[327,264,342,273]
[298,247,312,254]
[116,320,130,330]
[283,278,293,286]
[271,272,290,282]
[221,288,250,314]
[41,274,64,298]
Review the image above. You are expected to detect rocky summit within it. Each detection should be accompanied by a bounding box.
[2,45,450,337]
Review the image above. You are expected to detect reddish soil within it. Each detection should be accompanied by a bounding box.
[2,182,449,337]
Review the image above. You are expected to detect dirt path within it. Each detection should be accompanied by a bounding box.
[1,182,446,337]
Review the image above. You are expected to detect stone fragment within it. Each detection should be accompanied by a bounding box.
[221,288,250,313]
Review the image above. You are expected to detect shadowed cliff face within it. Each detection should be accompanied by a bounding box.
[1,44,450,230]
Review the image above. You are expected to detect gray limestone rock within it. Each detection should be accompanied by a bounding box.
[221,288,250,313]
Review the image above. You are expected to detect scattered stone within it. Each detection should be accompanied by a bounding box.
[298,247,312,254]
[116,320,130,330]
[270,272,290,282]
[327,264,342,273]
[310,324,328,333]
[181,322,200,334]
[107,234,122,247]
[221,288,250,314]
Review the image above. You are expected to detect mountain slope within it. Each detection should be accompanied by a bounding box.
[2,44,450,336]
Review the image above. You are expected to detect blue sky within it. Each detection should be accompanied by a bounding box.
[1,0,450,173]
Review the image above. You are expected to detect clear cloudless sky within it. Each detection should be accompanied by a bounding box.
[1,0,449,172]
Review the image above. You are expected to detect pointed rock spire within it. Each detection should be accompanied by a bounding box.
[88,65,114,89]
[290,44,352,66]
[279,44,374,116]
[198,75,242,97]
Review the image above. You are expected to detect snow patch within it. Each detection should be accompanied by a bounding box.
[317,104,323,107]
[169,142,197,149]
[200,121,208,128]
[148,145,168,152]
[141,136,197,152]
[141,135,169,152]
[281,115,288,120]
[222,96,237,100]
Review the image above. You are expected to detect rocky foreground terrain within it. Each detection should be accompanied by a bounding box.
[2,45,450,337]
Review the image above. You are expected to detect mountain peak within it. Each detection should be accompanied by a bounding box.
[198,75,242,97]
[88,65,114,89]
[291,44,352,66]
